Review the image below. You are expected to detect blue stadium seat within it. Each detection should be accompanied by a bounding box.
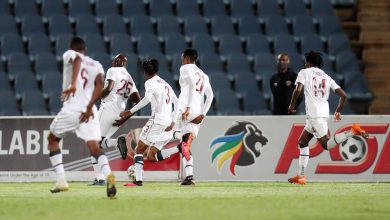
[109,34,134,56]
[34,53,59,77]
[21,90,48,116]
[300,33,324,53]
[7,53,31,76]
[0,90,19,112]
[254,53,277,76]
[246,34,271,56]
[227,53,251,74]
[238,15,262,38]
[218,34,243,57]
[149,0,173,17]
[28,34,53,58]
[273,34,298,54]
[311,0,334,18]
[42,73,62,94]
[55,34,73,58]
[261,73,272,100]
[242,89,268,113]
[130,15,154,38]
[1,34,24,58]
[318,15,343,38]
[199,53,223,73]
[184,15,208,38]
[124,53,140,76]
[0,71,12,91]
[0,0,11,15]
[21,14,45,38]
[170,54,182,76]
[288,52,304,73]
[335,51,360,74]
[140,52,170,73]
[344,71,372,101]
[13,72,40,94]
[157,15,181,38]
[203,0,227,18]
[0,108,21,116]
[230,0,255,18]
[49,15,73,40]
[211,15,235,38]
[321,55,334,73]
[48,90,62,114]
[218,109,250,116]
[84,34,107,54]
[209,72,231,90]
[90,52,111,72]
[164,34,187,58]
[234,73,259,94]
[292,15,316,37]
[14,0,38,19]
[284,0,307,20]
[122,0,146,20]
[265,15,289,38]
[103,15,127,38]
[176,0,199,18]
[214,89,240,112]
[257,0,280,19]
[328,92,354,115]
[68,0,93,18]
[327,33,352,57]
[76,15,99,36]
[41,0,66,19]
[191,34,216,54]
[136,34,161,56]
[0,14,18,38]
[95,0,119,18]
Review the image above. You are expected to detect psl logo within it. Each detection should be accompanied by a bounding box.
[210,121,268,176]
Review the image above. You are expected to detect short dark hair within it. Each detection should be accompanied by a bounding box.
[70,37,86,51]
[304,51,323,68]
[182,48,198,62]
[142,59,159,75]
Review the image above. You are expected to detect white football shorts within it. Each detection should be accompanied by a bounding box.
[97,106,121,138]
[139,118,173,150]
[304,117,329,138]
[173,111,201,138]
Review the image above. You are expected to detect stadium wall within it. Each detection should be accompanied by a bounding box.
[0,116,389,182]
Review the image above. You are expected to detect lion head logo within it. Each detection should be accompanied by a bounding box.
[210,121,268,175]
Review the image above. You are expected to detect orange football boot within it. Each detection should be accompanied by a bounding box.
[351,124,369,139]
[288,175,307,185]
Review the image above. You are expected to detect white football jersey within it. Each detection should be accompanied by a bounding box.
[100,67,138,112]
[296,67,340,118]
[145,75,177,126]
[62,49,104,110]
[179,64,211,115]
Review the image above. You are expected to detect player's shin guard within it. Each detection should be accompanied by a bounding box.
[298,146,309,176]
[134,154,144,182]
[91,156,105,180]
[326,131,352,150]
[183,155,193,178]
[95,153,111,178]
[49,149,65,180]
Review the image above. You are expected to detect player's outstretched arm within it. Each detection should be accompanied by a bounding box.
[113,92,142,126]
[334,88,347,121]
[288,83,303,114]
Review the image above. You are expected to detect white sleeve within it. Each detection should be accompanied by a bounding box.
[330,78,341,91]
[129,96,150,113]
[63,50,78,64]
[105,68,115,81]
[295,70,305,85]
[129,81,155,113]
[201,80,214,115]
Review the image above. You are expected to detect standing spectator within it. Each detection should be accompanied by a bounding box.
[270,53,299,115]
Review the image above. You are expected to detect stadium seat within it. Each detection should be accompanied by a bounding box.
[288,52,304,73]
[14,0,38,19]
[0,71,12,92]
[335,51,360,74]
[176,0,200,18]
[122,0,146,20]
[218,34,243,57]
[13,72,40,94]
[103,15,127,38]
[136,34,162,56]
[226,53,251,74]
[214,89,240,112]
[164,34,187,58]
[230,0,255,18]
[1,34,24,58]
[328,92,354,115]
[344,72,373,101]
[327,33,353,57]
[184,15,209,38]
[55,34,73,57]
[140,52,170,73]
[203,0,227,18]
[20,90,48,115]
[27,34,53,58]
[138,105,151,116]
[321,55,334,73]
[149,0,173,17]
[284,0,307,20]
[21,14,45,38]
[68,0,93,18]
[191,34,216,55]
[109,34,134,56]
[42,73,62,94]
[211,15,236,38]
[242,89,268,113]
[300,34,324,53]
[234,73,260,94]
[7,53,31,76]
[84,34,107,54]
[254,53,277,76]
[246,34,271,56]
[209,72,232,90]
[292,15,316,37]
[238,15,262,38]
[257,0,280,19]
[311,0,334,18]
[261,73,272,100]
[273,34,298,55]
[170,54,182,76]
[130,15,154,38]
[265,15,289,38]
[34,53,59,77]
[41,0,66,19]
[47,90,62,114]
[124,53,140,76]
[90,52,112,71]
[0,0,11,15]
[0,15,18,38]
[0,90,19,111]
[48,15,73,40]
[318,15,343,38]
[76,15,100,36]
[199,53,223,73]
[95,0,119,18]
[218,109,249,116]
[157,15,181,38]
[0,108,21,116]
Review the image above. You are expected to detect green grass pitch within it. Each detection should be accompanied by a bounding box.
[0,182,389,220]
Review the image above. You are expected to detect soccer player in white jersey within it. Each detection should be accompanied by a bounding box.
[288,51,368,185]
[119,59,180,186]
[47,37,116,198]
[89,54,141,186]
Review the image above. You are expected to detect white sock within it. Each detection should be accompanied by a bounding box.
[134,154,144,182]
[298,147,309,176]
[49,151,65,180]
[96,154,111,178]
[158,147,179,160]
[91,156,105,180]
[183,156,193,178]
[326,131,353,150]
[101,138,117,149]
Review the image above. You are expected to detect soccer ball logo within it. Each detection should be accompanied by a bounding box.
[339,135,368,162]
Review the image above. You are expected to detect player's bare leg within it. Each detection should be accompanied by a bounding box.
[288,130,312,185]
[48,132,69,193]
